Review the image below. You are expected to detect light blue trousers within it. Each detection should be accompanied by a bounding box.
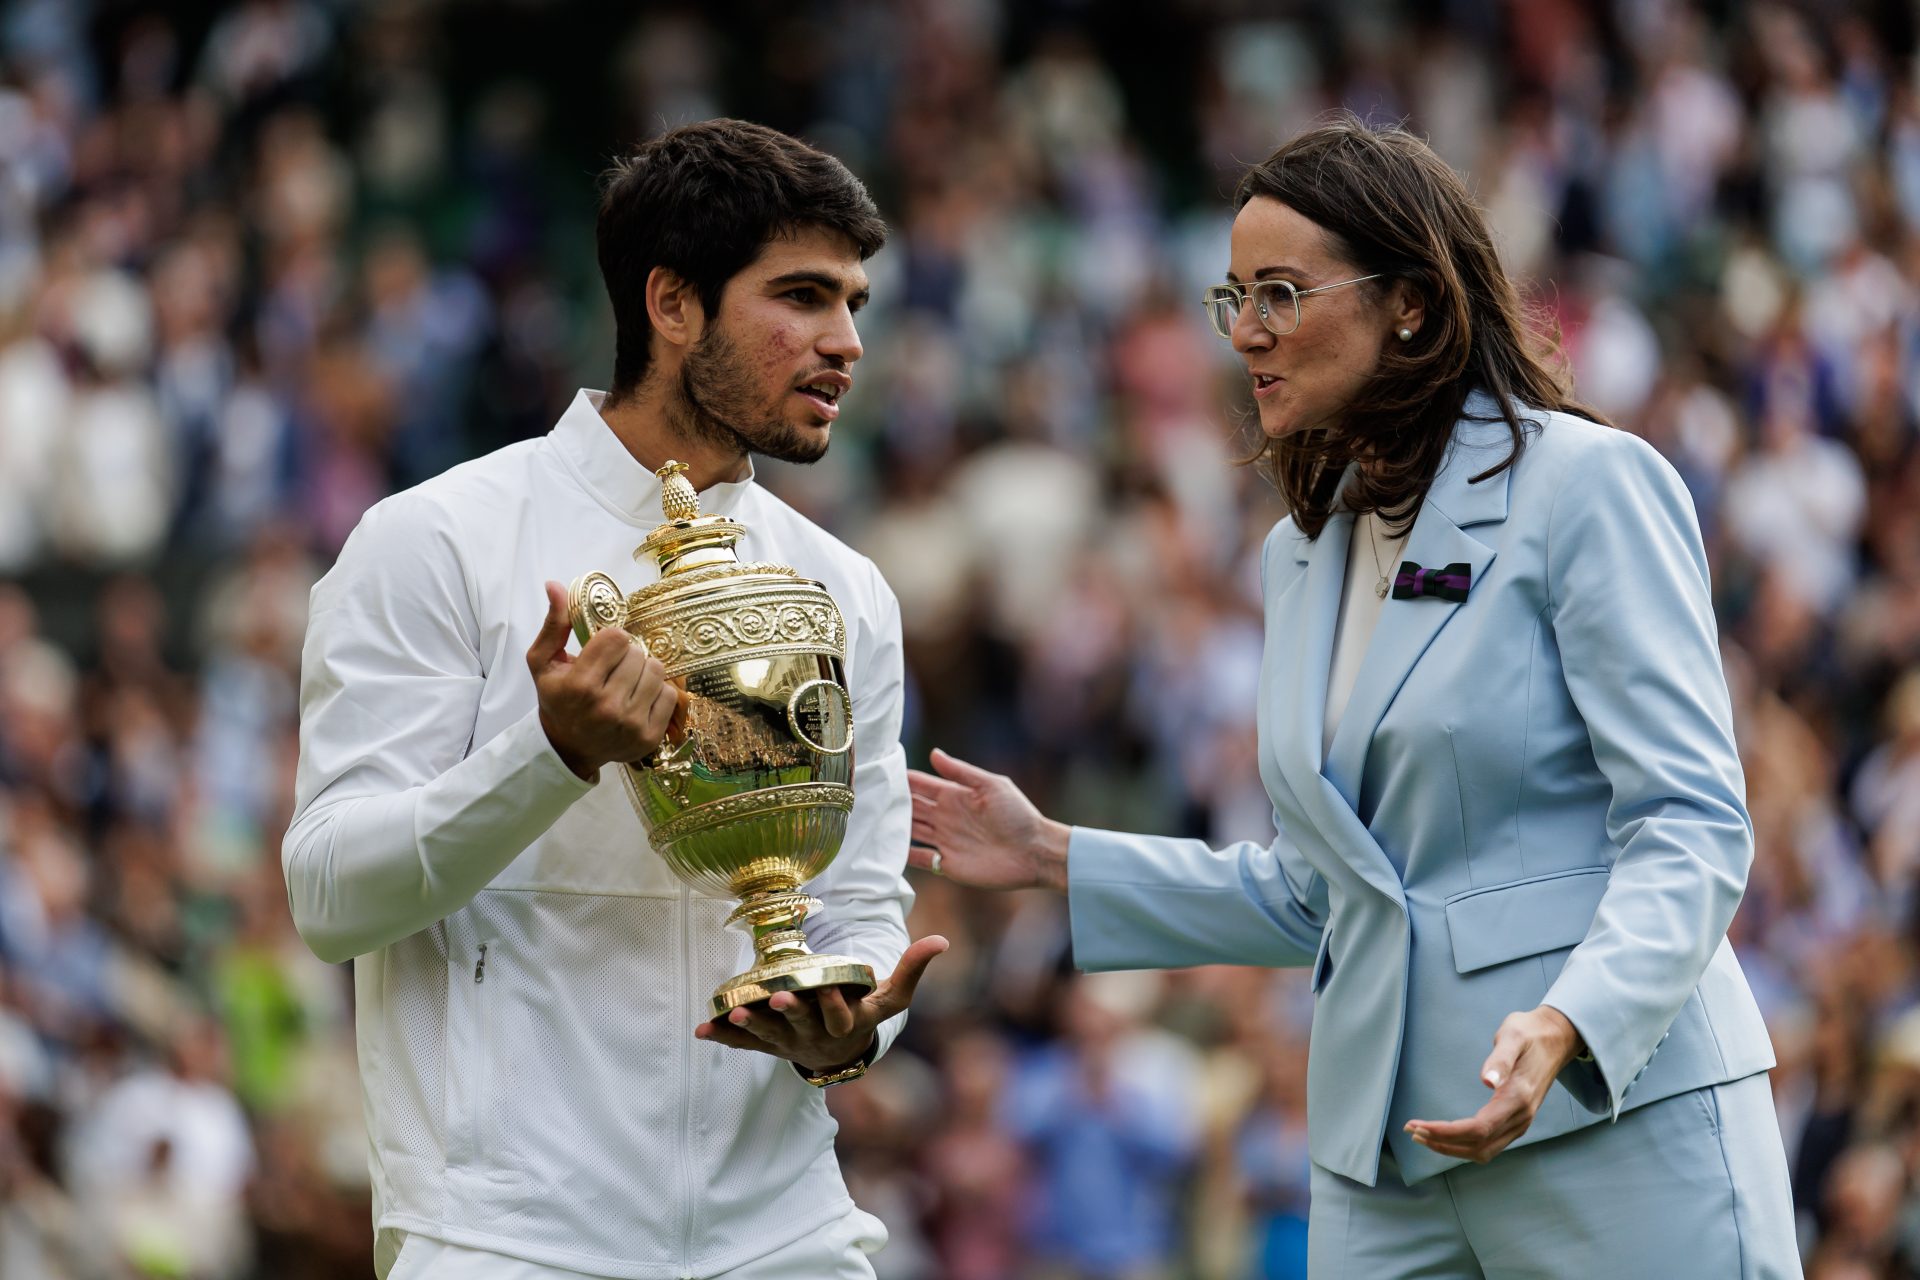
[1309,1072,1800,1278]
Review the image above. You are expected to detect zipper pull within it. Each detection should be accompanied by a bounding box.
[473,943,488,984]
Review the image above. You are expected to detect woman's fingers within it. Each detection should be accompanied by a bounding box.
[928,748,997,786]
[1480,1032,1523,1090]
[907,770,967,802]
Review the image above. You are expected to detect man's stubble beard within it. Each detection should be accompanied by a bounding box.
[671,326,830,466]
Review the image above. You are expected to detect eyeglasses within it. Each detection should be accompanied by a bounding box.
[1201,274,1383,339]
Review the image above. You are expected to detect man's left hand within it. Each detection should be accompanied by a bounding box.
[694,935,949,1073]
[1404,1004,1586,1164]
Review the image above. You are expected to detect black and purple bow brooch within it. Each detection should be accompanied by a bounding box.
[1392,561,1471,602]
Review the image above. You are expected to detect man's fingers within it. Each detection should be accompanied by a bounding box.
[723,1004,784,1045]
[527,582,575,671]
[767,992,820,1031]
[928,749,997,788]
[611,647,654,709]
[643,678,680,739]
[694,1020,764,1053]
[572,625,636,684]
[817,986,858,1039]
[868,935,950,1019]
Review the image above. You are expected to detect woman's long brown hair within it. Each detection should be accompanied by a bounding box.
[1235,113,1608,538]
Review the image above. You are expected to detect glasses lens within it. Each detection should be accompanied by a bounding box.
[1202,287,1239,339]
[1252,281,1300,335]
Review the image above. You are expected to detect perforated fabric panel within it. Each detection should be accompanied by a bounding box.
[687,894,852,1263]
[360,925,449,1227]
[363,888,850,1276]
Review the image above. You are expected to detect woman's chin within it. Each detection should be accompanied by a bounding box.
[1259,409,1304,439]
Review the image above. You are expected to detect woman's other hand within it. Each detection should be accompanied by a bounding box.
[906,748,1071,892]
[1403,1004,1587,1163]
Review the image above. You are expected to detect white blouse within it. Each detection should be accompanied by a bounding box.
[1323,510,1393,758]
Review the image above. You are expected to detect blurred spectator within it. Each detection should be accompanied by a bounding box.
[1006,973,1200,1279]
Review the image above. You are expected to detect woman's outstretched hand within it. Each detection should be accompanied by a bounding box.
[906,748,1071,892]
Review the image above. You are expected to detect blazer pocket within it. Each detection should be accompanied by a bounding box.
[1444,867,1610,974]
[1310,929,1334,993]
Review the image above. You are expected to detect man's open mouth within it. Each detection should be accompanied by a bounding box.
[797,381,844,409]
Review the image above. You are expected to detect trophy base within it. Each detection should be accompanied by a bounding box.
[711,952,876,1017]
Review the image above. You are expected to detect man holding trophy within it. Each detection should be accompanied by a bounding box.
[282,119,944,1279]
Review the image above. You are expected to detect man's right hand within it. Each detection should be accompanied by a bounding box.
[528,580,679,781]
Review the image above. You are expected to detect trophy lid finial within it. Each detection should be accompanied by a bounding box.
[657,461,700,523]
[636,458,748,575]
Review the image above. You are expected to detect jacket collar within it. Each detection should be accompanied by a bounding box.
[550,388,756,526]
[1288,388,1519,569]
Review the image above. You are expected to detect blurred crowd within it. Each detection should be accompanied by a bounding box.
[4,0,1920,1277]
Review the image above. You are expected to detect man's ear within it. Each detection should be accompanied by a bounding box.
[645,266,704,353]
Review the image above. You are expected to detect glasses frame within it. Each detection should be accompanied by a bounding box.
[1201,273,1384,339]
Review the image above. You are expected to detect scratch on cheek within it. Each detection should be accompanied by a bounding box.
[763,325,800,365]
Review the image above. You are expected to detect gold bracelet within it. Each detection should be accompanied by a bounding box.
[797,1035,878,1088]
[800,1059,870,1088]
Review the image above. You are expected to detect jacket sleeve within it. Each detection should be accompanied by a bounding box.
[281,496,594,964]
[799,563,914,1062]
[1066,518,1327,974]
[1067,822,1327,972]
[1539,430,1753,1117]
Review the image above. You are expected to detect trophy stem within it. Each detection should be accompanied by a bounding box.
[710,887,876,1017]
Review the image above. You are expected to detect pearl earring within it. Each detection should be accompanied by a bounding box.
[1397,327,1414,342]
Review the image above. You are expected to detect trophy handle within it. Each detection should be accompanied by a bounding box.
[567,572,645,654]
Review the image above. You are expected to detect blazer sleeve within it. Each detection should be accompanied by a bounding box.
[1539,430,1753,1118]
[1067,820,1328,972]
[1067,517,1328,972]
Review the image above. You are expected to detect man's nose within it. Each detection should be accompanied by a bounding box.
[819,305,863,364]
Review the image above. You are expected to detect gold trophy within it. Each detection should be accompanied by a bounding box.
[567,461,874,1016]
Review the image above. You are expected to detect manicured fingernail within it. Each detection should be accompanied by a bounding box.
[1484,1070,1502,1087]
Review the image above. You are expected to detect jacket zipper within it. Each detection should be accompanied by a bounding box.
[677,885,695,1271]
[470,940,493,1163]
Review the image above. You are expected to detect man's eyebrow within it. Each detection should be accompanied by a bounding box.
[766,270,870,300]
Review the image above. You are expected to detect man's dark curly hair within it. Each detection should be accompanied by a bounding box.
[595,119,887,404]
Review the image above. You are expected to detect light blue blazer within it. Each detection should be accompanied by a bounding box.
[1068,391,1775,1187]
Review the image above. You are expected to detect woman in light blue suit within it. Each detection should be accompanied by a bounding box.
[908,115,1800,1278]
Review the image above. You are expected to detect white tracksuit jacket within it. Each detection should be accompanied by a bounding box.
[282,390,913,1278]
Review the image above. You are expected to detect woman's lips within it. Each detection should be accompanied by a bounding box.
[1252,373,1283,400]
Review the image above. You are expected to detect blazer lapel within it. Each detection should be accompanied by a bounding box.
[1269,510,1348,794]
[1322,402,1517,813]
[1322,510,1495,810]
[1266,511,1409,904]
